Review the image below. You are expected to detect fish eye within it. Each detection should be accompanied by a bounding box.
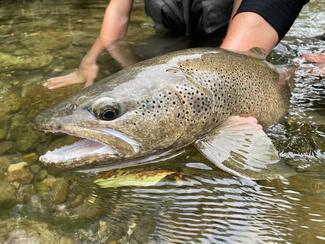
[91,97,121,121]
[100,107,119,121]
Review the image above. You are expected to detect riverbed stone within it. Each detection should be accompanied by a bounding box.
[0,119,10,140]
[0,51,53,70]
[51,178,69,204]
[36,169,48,180]
[0,141,15,155]
[7,162,34,184]
[0,181,17,203]
[29,164,41,174]
[7,115,40,152]
[22,152,39,163]
[0,219,74,244]
[68,194,84,208]
[0,91,22,117]
[21,31,78,51]
[0,156,11,174]
[16,128,40,152]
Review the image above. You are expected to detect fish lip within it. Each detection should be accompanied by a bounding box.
[39,140,120,169]
[39,125,141,168]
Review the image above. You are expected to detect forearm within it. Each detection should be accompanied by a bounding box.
[83,0,134,63]
[221,0,307,54]
[220,12,278,54]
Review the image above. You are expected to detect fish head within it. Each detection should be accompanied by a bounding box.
[36,70,200,169]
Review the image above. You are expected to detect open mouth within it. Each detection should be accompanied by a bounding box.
[39,127,141,169]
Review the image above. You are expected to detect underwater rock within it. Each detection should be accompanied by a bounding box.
[0,90,22,117]
[0,141,15,155]
[0,52,53,70]
[21,31,82,51]
[0,156,11,174]
[68,200,103,220]
[35,175,56,193]
[68,194,84,208]
[51,178,69,204]
[0,180,17,204]
[0,219,74,244]
[7,162,29,172]
[15,128,40,152]
[0,154,24,174]
[0,118,10,140]
[7,115,40,152]
[130,215,156,243]
[35,169,48,180]
[7,162,34,184]
[29,164,41,174]
[23,152,39,163]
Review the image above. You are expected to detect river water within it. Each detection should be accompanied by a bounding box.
[0,0,324,243]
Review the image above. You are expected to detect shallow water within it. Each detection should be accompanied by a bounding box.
[0,0,324,243]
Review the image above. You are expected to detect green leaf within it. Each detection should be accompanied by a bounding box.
[94,169,175,188]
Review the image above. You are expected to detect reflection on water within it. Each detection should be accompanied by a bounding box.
[0,0,324,243]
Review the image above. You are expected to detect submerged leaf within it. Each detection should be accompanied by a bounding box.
[94,169,175,188]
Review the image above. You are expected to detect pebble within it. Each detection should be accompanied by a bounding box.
[7,162,34,184]
[0,180,17,203]
[22,152,39,163]
[51,178,69,204]
[7,162,28,172]
[0,119,9,140]
[69,194,84,208]
[0,141,15,155]
[0,52,53,70]
[0,156,11,174]
[0,219,74,243]
[7,115,40,152]
[36,169,48,180]
[29,164,41,174]
[0,91,22,117]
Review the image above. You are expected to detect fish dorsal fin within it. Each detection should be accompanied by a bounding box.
[195,116,294,180]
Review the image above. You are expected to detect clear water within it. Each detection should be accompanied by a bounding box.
[0,0,324,243]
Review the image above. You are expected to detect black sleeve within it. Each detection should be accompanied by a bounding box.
[236,0,309,40]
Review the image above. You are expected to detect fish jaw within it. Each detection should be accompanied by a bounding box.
[38,122,142,169]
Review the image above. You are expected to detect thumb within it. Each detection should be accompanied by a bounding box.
[84,78,95,88]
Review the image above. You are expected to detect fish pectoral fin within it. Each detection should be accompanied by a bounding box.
[195,116,295,180]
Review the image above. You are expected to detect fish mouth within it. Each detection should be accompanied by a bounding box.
[39,126,141,169]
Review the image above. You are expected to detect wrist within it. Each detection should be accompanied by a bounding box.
[81,55,96,65]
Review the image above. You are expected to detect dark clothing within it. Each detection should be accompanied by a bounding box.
[144,0,309,40]
[144,0,233,36]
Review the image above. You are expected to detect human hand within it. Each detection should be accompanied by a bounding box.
[302,53,325,64]
[299,53,325,78]
[43,58,98,89]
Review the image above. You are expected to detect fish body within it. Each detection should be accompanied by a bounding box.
[37,48,295,179]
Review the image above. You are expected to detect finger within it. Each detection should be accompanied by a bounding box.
[46,82,72,90]
[84,78,95,88]
[302,53,325,63]
[43,72,83,89]
[46,71,79,83]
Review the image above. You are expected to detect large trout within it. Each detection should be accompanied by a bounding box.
[36,48,295,179]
